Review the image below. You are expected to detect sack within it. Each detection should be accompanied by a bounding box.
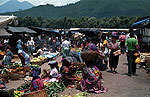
[113,50,121,56]
[135,57,141,64]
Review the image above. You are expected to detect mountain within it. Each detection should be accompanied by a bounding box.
[0,0,34,13]
[1,0,150,18]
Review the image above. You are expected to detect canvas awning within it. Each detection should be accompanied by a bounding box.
[6,26,37,34]
[0,15,17,29]
[0,28,12,36]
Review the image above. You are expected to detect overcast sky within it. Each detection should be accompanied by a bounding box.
[0,0,80,6]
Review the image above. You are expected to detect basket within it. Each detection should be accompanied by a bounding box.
[146,57,150,68]
[22,89,48,97]
[0,74,9,83]
[73,62,86,70]
[9,72,23,80]
[81,51,98,62]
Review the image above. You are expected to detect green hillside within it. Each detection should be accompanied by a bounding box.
[2,0,150,18]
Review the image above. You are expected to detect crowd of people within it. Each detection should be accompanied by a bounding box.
[0,28,140,94]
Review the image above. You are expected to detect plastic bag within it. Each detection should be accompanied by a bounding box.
[135,57,141,64]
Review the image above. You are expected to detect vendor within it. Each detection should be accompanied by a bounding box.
[16,39,23,50]
[17,48,30,77]
[3,46,13,65]
[80,61,108,93]
[43,61,59,82]
[60,57,78,87]
[33,48,44,57]
[25,67,44,92]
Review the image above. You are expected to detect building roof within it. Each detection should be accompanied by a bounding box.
[0,29,12,36]
[5,26,37,34]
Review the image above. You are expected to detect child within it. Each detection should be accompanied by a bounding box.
[43,61,59,82]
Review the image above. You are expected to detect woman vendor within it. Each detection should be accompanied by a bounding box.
[108,35,120,74]
[80,60,108,93]
[17,48,30,77]
[25,67,44,92]
[60,57,78,87]
[3,46,13,66]
[43,61,59,82]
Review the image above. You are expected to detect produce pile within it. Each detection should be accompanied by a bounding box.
[30,56,47,63]
[44,82,66,97]
[12,61,22,67]
[13,83,31,97]
[17,83,31,91]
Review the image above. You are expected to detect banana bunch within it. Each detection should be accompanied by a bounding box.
[14,90,24,97]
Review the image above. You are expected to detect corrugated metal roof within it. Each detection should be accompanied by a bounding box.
[7,26,36,34]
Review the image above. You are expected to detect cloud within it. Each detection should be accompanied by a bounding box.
[18,0,80,6]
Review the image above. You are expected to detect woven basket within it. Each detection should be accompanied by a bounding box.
[22,89,48,97]
[9,72,23,80]
[146,57,150,68]
[73,62,86,70]
[81,51,98,62]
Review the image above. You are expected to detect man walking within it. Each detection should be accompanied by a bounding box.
[125,32,138,76]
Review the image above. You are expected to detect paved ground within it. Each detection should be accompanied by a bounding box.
[4,54,150,97]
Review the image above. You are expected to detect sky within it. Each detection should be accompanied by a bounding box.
[0,0,80,6]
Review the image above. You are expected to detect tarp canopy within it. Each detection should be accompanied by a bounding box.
[6,26,37,34]
[0,28,12,36]
[131,18,150,27]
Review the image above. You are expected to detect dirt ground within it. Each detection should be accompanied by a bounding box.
[4,54,150,97]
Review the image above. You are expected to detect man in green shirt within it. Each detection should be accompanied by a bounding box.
[125,32,138,76]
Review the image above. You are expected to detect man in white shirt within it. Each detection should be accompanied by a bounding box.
[61,38,71,57]
[27,37,35,56]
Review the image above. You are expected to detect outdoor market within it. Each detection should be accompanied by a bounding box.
[0,15,150,97]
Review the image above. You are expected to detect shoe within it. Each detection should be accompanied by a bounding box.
[128,74,132,77]
[133,74,138,76]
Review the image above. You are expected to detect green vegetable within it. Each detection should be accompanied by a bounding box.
[45,82,66,97]
[1,68,9,74]
[17,83,31,91]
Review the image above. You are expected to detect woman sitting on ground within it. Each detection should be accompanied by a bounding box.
[80,61,108,93]
[60,57,78,87]
[25,67,44,92]
[43,61,59,82]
